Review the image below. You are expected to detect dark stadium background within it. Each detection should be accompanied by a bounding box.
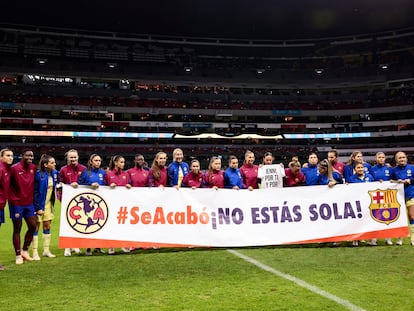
[0,0,413,167]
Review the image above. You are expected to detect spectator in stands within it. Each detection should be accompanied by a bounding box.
[328,149,345,176]
[391,151,414,246]
[284,160,306,187]
[204,156,224,189]
[369,151,392,246]
[127,154,149,187]
[59,149,86,257]
[0,148,13,270]
[343,151,372,183]
[167,148,189,188]
[33,154,58,260]
[301,152,319,186]
[224,155,243,190]
[182,159,204,189]
[78,153,106,255]
[149,152,168,187]
[240,150,259,190]
[9,149,42,264]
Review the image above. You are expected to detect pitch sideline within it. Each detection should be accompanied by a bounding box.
[227,249,367,311]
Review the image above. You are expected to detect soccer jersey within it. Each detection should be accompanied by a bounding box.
[370,164,391,181]
[0,162,11,210]
[9,161,36,206]
[104,169,130,186]
[224,167,243,189]
[284,168,306,187]
[348,173,374,183]
[182,172,204,188]
[79,168,106,186]
[204,170,224,188]
[149,167,168,187]
[34,169,58,212]
[127,167,149,187]
[391,164,414,199]
[167,161,189,187]
[343,162,372,183]
[59,164,86,184]
[240,163,259,189]
[301,164,319,186]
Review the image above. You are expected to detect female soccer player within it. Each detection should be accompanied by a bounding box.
[204,156,224,190]
[224,155,243,190]
[59,149,86,257]
[167,148,189,188]
[182,159,204,189]
[0,148,13,270]
[33,154,59,260]
[127,154,149,187]
[148,152,168,187]
[391,151,414,246]
[240,150,258,190]
[79,153,107,255]
[9,149,43,264]
[105,155,131,254]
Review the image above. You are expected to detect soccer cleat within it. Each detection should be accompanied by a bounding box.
[32,251,41,261]
[108,248,115,255]
[396,238,403,246]
[21,250,34,261]
[121,248,130,253]
[352,240,359,247]
[366,239,377,246]
[64,248,71,257]
[0,264,5,271]
[86,248,92,256]
[43,251,56,258]
[16,255,24,265]
[94,248,105,254]
[385,238,393,246]
[72,248,81,254]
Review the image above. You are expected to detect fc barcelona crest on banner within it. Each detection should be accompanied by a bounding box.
[368,189,400,225]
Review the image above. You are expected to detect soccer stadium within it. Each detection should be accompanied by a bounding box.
[0,1,414,310]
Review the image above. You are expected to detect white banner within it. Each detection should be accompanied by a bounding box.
[59,182,409,248]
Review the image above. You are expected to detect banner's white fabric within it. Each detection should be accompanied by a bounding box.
[59,182,408,247]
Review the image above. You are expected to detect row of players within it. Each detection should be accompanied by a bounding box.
[0,147,413,269]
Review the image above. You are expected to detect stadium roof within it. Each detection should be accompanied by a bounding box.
[3,0,414,40]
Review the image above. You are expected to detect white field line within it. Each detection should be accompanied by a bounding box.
[227,249,367,311]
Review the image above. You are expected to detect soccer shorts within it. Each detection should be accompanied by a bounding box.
[9,203,36,220]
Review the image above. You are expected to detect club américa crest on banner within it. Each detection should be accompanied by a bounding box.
[368,188,400,225]
[65,192,109,234]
